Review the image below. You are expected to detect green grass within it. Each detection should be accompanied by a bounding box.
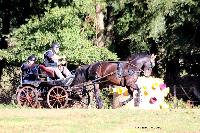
[0,108,200,133]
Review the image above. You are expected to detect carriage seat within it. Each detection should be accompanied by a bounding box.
[38,64,55,80]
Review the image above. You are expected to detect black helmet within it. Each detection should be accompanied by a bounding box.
[27,55,37,61]
[51,42,60,48]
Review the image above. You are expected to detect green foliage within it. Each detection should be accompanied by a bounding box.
[167,96,199,109]
[1,5,118,65]
[0,104,17,108]
[113,0,198,48]
[100,88,112,109]
[0,66,20,104]
[148,12,166,40]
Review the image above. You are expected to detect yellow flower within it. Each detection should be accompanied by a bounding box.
[117,87,123,95]
[144,91,148,96]
[152,82,159,90]
[142,86,147,90]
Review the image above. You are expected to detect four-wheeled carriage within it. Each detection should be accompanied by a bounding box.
[15,78,91,109]
[13,64,91,109]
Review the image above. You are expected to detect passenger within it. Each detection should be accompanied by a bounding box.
[21,55,39,83]
[43,42,73,79]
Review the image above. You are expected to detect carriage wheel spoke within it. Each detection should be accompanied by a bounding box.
[52,89,57,95]
[49,99,56,103]
[22,90,29,98]
[58,95,66,99]
[56,102,59,109]
[58,101,62,107]
[50,97,60,108]
[52,100,57,108]
[49,94,56,98]
[60,90,65,95]
[19,98,26,104]
[26,94,34,107]
[56,97,63,107]
[20,96,26,100]
[28,100,34,107]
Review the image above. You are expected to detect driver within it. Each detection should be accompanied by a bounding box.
[44,42,72,79]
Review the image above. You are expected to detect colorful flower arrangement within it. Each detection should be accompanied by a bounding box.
[110,77,170,109]
[136,77,169,109]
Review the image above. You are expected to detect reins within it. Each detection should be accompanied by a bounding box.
[70,70,117,88]
[126,61,144,73]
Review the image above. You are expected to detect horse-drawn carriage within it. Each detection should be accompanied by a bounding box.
[12,53,156,109]
[13,64,91,109]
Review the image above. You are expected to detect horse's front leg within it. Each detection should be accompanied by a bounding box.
[120,87,134,106]
[93,83,103,109]
[132,84,140,106]
[120,84,140,106]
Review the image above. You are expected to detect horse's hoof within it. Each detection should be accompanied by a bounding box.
[119,102,126,106]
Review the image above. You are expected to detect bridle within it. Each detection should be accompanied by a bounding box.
[127,57,155,74]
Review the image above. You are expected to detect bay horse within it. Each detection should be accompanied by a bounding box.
[71,53,156,108]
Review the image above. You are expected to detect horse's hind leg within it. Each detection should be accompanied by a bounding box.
[94,84,103,109]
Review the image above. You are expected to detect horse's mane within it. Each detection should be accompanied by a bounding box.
[127,52,151,61]
[71,64,90,86]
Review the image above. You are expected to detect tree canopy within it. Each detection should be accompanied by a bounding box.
[0,1,118,65]
[0,0,200,80]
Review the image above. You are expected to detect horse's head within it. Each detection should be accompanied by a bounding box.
[143,54,156,76]
[128,53,156,77]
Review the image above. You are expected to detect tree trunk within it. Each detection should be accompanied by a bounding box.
[95,4,105,47]
[105,4,114,47]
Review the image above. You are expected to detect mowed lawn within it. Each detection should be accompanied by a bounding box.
[0,108,200,133]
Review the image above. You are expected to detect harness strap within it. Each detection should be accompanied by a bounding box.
[95,62,102,79]
[117,62,125,86]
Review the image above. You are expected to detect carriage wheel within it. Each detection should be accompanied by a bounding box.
[16,86,38,108]
[72,88,90,109]
[47,86,68,109]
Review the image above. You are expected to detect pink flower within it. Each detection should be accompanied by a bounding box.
[160,83,166,90]
[149,97,157,104]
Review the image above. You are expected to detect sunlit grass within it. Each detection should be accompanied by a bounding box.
[0,108,200,133]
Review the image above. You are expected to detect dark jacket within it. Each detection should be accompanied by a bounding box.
[44,49,58,67]
[21,63,39,81]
